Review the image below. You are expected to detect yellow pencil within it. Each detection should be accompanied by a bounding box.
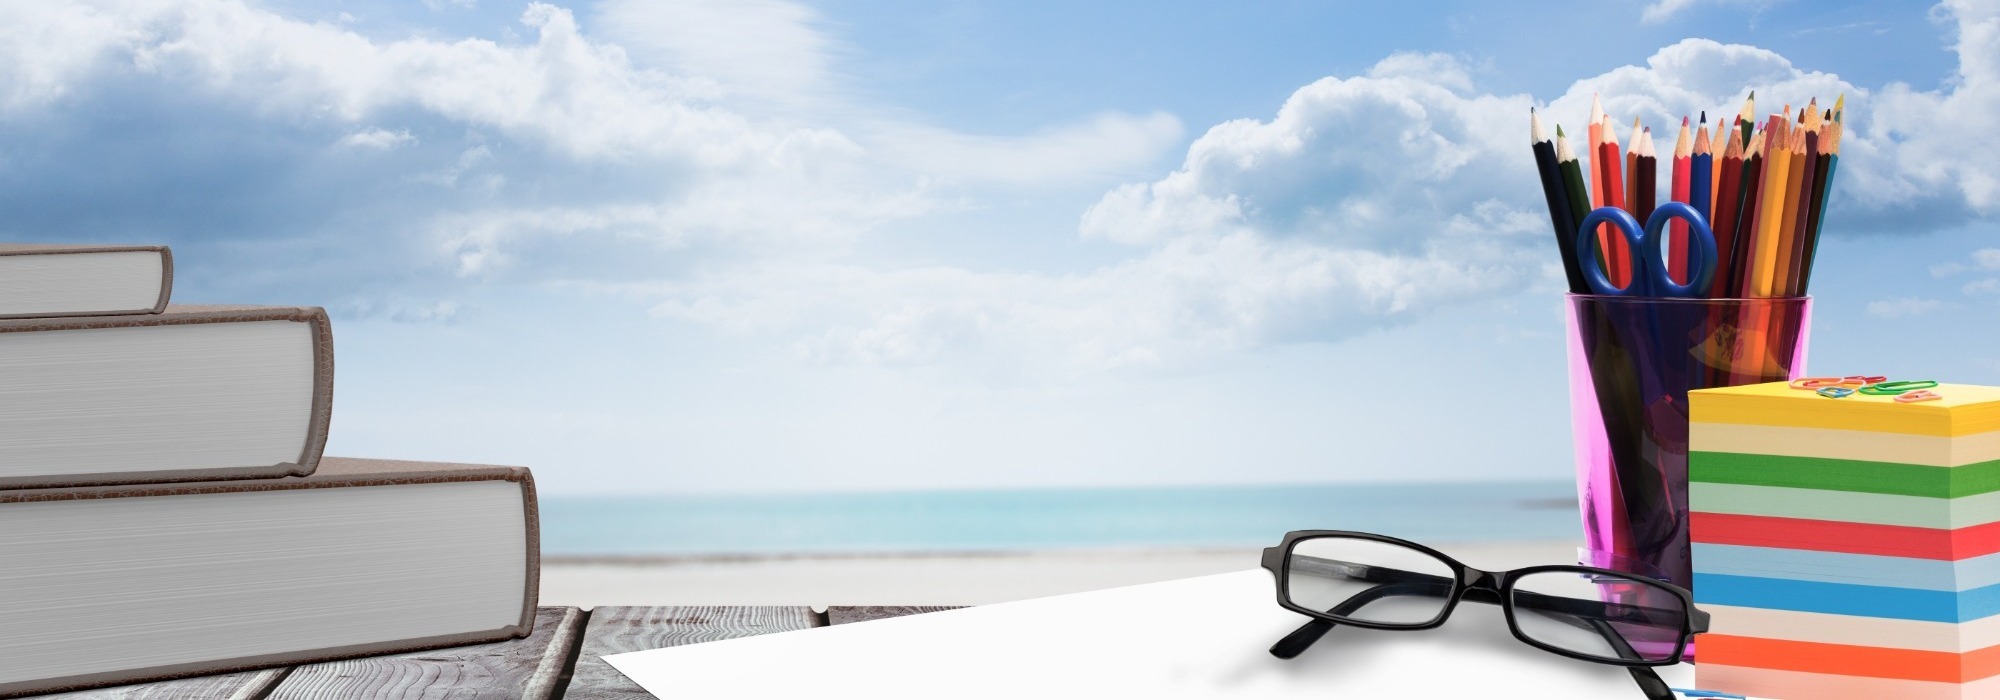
[1753,118,1794,297]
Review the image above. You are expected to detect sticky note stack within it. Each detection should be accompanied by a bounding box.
[1688,381,2000,699]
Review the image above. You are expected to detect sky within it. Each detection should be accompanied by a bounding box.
[1,0,1995,495]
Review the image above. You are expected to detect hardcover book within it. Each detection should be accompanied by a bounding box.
[0,244,172,319]
[0,456,540,698]
[0,305,334,489]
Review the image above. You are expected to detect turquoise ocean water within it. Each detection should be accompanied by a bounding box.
[540,480,1581,556]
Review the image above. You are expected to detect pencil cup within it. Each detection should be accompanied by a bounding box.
[1564,295,1811,600]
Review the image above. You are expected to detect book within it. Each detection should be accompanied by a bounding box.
[1690,380,2000,699]
[0,305,335,489]
[0,244,172,319]
[0,456,540,698]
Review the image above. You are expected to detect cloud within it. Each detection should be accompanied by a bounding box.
[1866,297,1944,318]
[338,127,416,150]
[334,298,465,324]
[6,0,1999,375]
[590,0,840,112]
[1640,0,1776,24]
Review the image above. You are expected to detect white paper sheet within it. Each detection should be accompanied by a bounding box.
[606,569,1742,699]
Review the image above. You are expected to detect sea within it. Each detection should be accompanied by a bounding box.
[540,480,1581,556]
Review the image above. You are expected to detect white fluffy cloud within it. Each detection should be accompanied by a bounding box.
[338,127,416,150]
[7,0,1998,374]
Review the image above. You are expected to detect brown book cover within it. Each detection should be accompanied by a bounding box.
[0,305,335,489]
[0,244,173,318]
[0,457,540,698]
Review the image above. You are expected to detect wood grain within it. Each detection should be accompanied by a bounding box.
[564,606,820,699]
[31,669,286,700]
[261,607,582,700]
[826,606,963,626]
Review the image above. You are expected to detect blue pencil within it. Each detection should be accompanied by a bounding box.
[1690,119,1714,292]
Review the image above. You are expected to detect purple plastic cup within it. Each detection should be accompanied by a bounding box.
[1564,294,1811,595]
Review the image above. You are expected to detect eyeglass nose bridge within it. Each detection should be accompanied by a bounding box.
[1458,568,1505,605]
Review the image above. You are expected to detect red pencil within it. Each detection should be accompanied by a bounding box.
[1710,130,1745,293]
[1599,117,1630,288]
[1669,117,1692,282]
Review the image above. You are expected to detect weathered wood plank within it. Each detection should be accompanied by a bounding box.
[826,606,963,625]
[564,606,820,700]
[262,607,582,700]
[31,669,287,700]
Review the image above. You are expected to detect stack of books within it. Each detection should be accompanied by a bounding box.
[0,243,541,697]
[1688,380,2000,699]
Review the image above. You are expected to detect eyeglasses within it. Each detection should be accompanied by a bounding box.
[1260,530,1708,700]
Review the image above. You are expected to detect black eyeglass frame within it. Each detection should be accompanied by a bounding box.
[1259,529,1708,668]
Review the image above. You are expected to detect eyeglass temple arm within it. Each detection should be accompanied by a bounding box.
[1269,581,1449,659]
[1589,618,1677,700]
[1271,584,1678,700]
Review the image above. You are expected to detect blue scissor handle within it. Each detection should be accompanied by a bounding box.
[1575,201,1717,297]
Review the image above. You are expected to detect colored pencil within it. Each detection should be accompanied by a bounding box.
[1635,127,1657,224]
[1710,126,1744,294]
[1557,126,1594,248]
[1689,124,1712,287]
[1798,119,1840,294]
[1533,109,1588,293]
[1703,113,1720,216]
[1626,117,1642,217]
[1599,116,1630,287]
[1752,119,1794,297]
[1670,117,1692,283]
[1784,121,1816,296]
[1730,130,1766,298]
[1588,95,1607,271]
[1736,91,1756,147]
[1782,107,1823,296]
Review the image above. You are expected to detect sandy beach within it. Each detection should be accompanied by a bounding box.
[539,540,1579,608]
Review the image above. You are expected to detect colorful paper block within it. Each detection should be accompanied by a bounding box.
[1690,381,2000,699]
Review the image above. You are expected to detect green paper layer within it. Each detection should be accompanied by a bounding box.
[1691,452,2000,499]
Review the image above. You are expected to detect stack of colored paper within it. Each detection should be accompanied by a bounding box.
[1688,381,2000,699]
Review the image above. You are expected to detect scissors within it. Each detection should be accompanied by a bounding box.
[1575,202,1718,297]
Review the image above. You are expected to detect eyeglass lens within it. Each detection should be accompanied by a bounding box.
[1508,570,1688,663]
[1284,537,1456,626]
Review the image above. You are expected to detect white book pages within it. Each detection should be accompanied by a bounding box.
[0,479,527,683]
[607,570,1745,699]
[0,320,314,478]
[0,250,163,316]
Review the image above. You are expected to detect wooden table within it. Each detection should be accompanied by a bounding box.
[37,606,957,699]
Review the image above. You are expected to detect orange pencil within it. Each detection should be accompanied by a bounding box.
[1784,121,1816,294]
[1752,118,1794,297]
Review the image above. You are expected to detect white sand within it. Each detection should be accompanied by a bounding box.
[539,540,1579,608]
